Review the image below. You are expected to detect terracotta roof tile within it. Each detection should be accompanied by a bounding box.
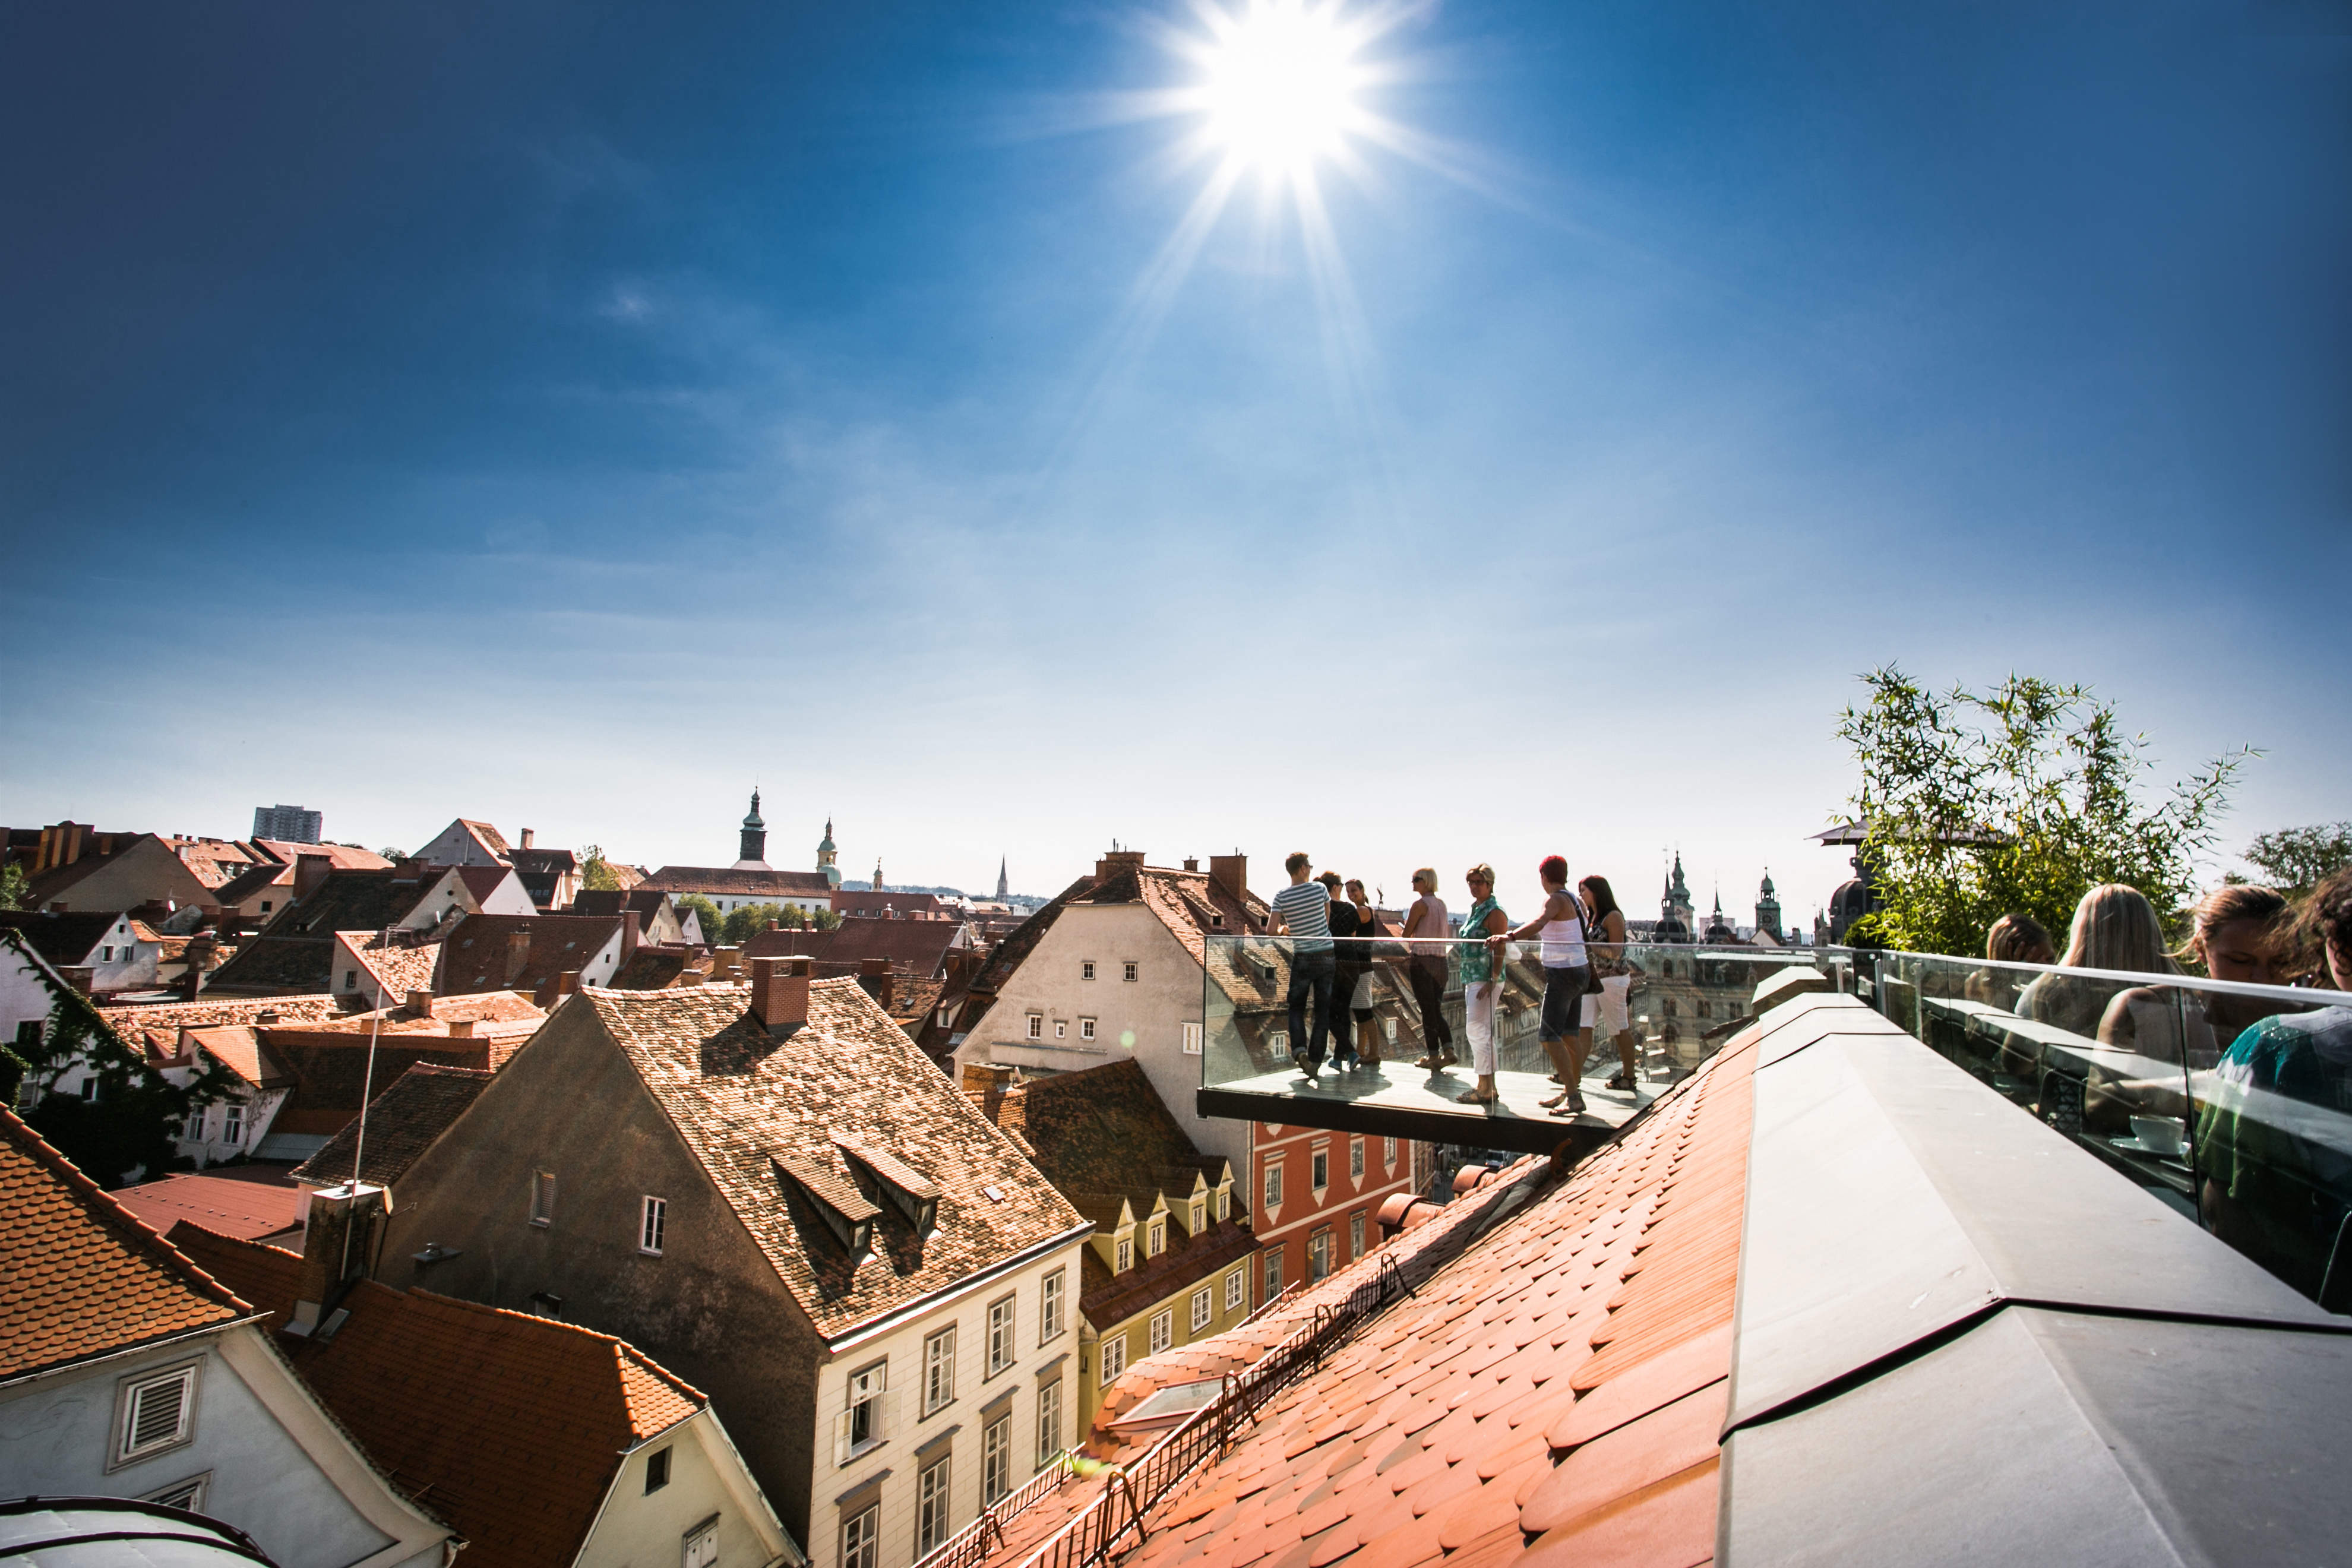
[0,1109,249,1379]
[1009,1024,1765,1568]
[108,1171,305,1243]
[173,1224,699,1568]
[437,914,625,998]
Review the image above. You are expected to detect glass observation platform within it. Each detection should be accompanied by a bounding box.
[1201,931,2352,1314]
[1197,934,1845,1156]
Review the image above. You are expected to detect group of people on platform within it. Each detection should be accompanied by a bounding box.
[1263,851,1637,1117]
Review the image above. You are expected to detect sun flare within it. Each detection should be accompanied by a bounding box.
[1195,0,1366,176]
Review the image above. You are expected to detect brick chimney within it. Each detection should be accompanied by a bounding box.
[1209,853,1248,905]
[1096,847,1147,880]
[505,928,532,985]
[290,1183,387,1339]
[520,828,536,849]
[858,957,894,1013]
[1183,857,1200,872]
[294,853,333,902]
[962,1061,1021,1126]
[406,989,434,1020]
[751,956,810,1033]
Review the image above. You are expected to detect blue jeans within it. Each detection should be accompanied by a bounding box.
[1288,949,1337,1067]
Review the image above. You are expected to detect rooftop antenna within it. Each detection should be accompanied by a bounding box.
[349,924,390,1189]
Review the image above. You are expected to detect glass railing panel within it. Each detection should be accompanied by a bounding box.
[1202,933,1836,1126]
[1871,949,2352,1311]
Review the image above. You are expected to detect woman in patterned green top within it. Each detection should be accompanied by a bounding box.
[1454,865,1511,1106]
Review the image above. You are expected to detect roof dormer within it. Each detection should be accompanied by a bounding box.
[834,1136,941,1235]
[773,1150,878,1256]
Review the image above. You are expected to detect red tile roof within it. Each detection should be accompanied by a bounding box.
[175,1224,701,1568]
[435,913,624,997]
[640,865,835,898]
[991,1026,1759,1568]
[0,1109,250,1380]
[110,1171,305,1242]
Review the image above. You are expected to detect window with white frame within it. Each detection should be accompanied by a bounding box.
[1190,1199,1204,1232]
[1311,1149,1329,1191]
[1149,1308,1172,1356]
[1082,960,1095,981]
[1216,1188,1229,1222]
[987,1295,1016,1377]
[840,1360,887,1462]
[1349,1137,1364,1180]
[1225,1267,1245,1311]
[182,1108,206,1142]
[1146,1217,1164,1256]
[1037,1379,1064,1465]
[1054,1020,1066,1040]
[222,1104,244,1146]
[1115,1235,1133,1272]
[1308,1228,1333,1282]
[1262,1248,1283,1301]
[1027,1014,1043,1040]
[1182,1021,1202,1055]
[923,1326,956,1415]
[983,1411,1013,1505]
[640,1196,667,1256]
[1270,1031,1288,1055]
[1263,1161,1282,1208]
[1191,1286,1212,1332]
[530,1170,555,1226]
[115,1362,198,1466]
[843,1501,880,1568]
[1350,1211,1366,1260]
[1384,1137,1398,1166]
[1079,1017,1096,1041]
[917,1455,953,1555]
[1099,1333,1127,1386]
[1123,962,1137,982]
[1041,1267,1065,1343]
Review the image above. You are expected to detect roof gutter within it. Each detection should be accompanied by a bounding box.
[825,1220,1093,1356]
[0,1313,264,1393]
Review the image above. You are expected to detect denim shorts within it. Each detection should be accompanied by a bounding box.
[1540,965,1589,1042]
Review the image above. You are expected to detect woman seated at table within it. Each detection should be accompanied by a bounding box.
[2197,869,2352,1298]
[2016,884,2172,1038]
[2098,886,2292,1070]
[1966,912,2054,1011]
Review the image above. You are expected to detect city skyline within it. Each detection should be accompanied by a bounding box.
[5,1,2343,928]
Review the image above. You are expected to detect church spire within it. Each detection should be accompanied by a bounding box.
[995,856,1009,903]
[735,788,769,867]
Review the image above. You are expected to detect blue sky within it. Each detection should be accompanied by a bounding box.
[4,1,2345,925]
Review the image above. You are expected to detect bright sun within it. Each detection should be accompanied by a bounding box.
[1196,1,1366,175]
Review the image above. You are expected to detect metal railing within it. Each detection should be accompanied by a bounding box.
[1008,1257,1415,1568]
[913,1457,1079,1568]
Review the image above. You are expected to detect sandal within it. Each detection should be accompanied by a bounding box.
[1538,1090,1569,1108]
[1453,1090,1496,1106]
[1414,1055,1446,1071]
[1604,1073,1631,1092]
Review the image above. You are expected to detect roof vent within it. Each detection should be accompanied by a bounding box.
[775,1150,878,1254]
[836,1137,941,1234]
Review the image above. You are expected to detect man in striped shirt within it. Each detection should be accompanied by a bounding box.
[1266,851,1337,1080]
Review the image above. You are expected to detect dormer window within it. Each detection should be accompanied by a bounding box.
[1147,1218,1165,1256]
[836,1139,942,1235]
[1116,1236,1133,1272]
[1191,1200,1205,1232]
[775,1152,878,1255]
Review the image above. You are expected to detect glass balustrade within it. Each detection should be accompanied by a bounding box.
[1872,949,2352,1311]
[1199,932,1839,1153]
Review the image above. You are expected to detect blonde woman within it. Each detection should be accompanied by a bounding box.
[2016,884,2173,1038]
[1453,866,1510,1105]
[1403,867,1456,1071]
